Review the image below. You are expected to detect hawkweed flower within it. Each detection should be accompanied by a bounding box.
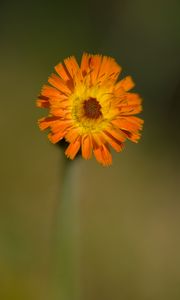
[37,53,143,166]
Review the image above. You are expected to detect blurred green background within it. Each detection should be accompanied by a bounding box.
[1,0,180,299]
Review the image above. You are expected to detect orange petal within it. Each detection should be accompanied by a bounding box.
[130,132,142,142]
[115,76,135,92]
[91,132,105,148]
[48,120,74,143]
[41,85,65,98]
[64,56,81,79]
[38,116,59,130]
[65,138,81,160]
[89,55,102,84]
[36,95,50,108]
[126,116,144,126]
[93,144,112,166]
[64,58,82,87]
[98,56,121,84]
[122,131,142,143]
[81,53,91,77]
[48,73,71,95]
[102,130,124,152]
[121,93,142,106]
[119,104,142,115]
[115,117,143,132]
[65,127,80,143]
[50,106,69,117]
[51,120,73,133]
[118,93,142,115]
[55,62,71,81]
[81,135,92,159]
[105,126,127,142]
[48,131,65,144]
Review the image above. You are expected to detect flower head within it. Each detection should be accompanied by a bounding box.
[37,53,143,166]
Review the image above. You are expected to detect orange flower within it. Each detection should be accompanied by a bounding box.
[37,53,143,166]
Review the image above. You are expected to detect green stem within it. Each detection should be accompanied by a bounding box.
[52,157,81,300]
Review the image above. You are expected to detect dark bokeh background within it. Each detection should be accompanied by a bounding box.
[1,0,180,299]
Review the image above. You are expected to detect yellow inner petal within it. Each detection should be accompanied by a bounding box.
[68,82,118,134]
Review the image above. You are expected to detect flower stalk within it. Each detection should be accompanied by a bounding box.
[52,157,81,300]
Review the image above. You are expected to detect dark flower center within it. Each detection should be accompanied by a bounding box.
[83,97,102,119]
